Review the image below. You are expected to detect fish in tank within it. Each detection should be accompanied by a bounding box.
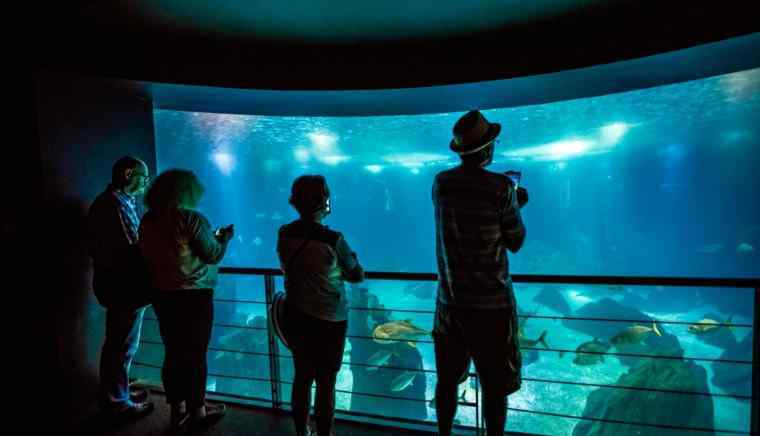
[133,66,760,435]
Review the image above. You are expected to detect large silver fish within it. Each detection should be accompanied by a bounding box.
[390,371,418,392]
[366,349,397,371]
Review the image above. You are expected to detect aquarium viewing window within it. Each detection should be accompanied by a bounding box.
[134,35,760,436]
[154,67,760,279]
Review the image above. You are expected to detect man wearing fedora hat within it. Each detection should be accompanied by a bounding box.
[432,110,528,436]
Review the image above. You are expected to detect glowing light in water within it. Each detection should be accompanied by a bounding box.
[319,154,351,166]
[306,131,349,165]
[503,139,592,161]
[549,140,592,158]
[212,152,235,174]
[599,122,630,145]
[365,165,384,173]
[308,132,337,153]
[382,152,449,168]
[294,147,310,163]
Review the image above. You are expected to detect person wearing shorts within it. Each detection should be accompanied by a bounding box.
[432,111,529,436]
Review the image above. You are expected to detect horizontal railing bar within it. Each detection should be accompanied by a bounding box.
[140,339,270,357]
[341,360,439,375]
[347,306,435,315]
[133,361,161,369]
[219,267,760,288]
[346,333,434,344]
[518,346,752,364]
[132,380,273,405]
[211,322,268,330]
[337,388,466,405]
[522,377,752,400]
[133,361,271,382]
[207,372,272,383]
[345,307,752,328]
[142,340,751,370]
[222,267,281,275]
[214,298,267,304]
[145,312,751,330]
[510,275,759,288]
[142,317,269,331]
[517,314,751,328]
[274,380,473,406]
[344,334,751,363]
[206,391,272,404]
[507,407,749,434]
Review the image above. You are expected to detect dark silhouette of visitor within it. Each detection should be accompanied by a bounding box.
[277,175,364,436]
[86,155,154,421]
[138,169,233,432]
[432,111,529,436]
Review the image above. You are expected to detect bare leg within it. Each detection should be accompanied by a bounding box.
[435,380,459,436]
[482,386,507,436]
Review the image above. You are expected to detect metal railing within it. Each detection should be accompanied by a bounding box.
[132,267,760,436]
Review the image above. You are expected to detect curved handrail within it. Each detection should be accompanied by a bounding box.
[219,267,760,288]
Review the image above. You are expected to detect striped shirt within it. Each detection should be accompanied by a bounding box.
[433,165,526,309]
[88,184,141,270]
[113,188,140,245]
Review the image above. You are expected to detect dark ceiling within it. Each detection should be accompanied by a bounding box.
[34,1,760,90]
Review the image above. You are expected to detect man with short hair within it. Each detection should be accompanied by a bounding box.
[87,156,154,419]
[432,111,528,436]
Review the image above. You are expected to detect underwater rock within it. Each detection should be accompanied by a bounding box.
[711,333,752,399]
[563,298,651,339]
[402,281,435,300]
[532,287,571,315]
[573,359,714,436]
[688,313,737,351]
[696,288,753,319]
[634,286,702,314]
[618,292,648,310]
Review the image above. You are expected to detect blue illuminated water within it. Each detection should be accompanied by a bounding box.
[134,67,760,435]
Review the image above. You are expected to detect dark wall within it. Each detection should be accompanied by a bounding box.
[35,2,760,90]
[32,73,156,428]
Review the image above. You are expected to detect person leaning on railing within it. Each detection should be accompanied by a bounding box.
[138,169,234,432]
[277,175,364,436]
[432,111,529,436]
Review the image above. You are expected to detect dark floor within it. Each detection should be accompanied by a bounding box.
[65,390,468,436]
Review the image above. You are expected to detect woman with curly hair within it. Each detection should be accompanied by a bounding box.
[139,169,234,432]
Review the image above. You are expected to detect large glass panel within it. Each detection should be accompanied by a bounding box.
[155,68,760,278]
[150,65,759,434]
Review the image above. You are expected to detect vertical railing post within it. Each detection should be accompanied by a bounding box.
[751,286,759,435]
[265,274,282,410]
[475,373,481,436]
